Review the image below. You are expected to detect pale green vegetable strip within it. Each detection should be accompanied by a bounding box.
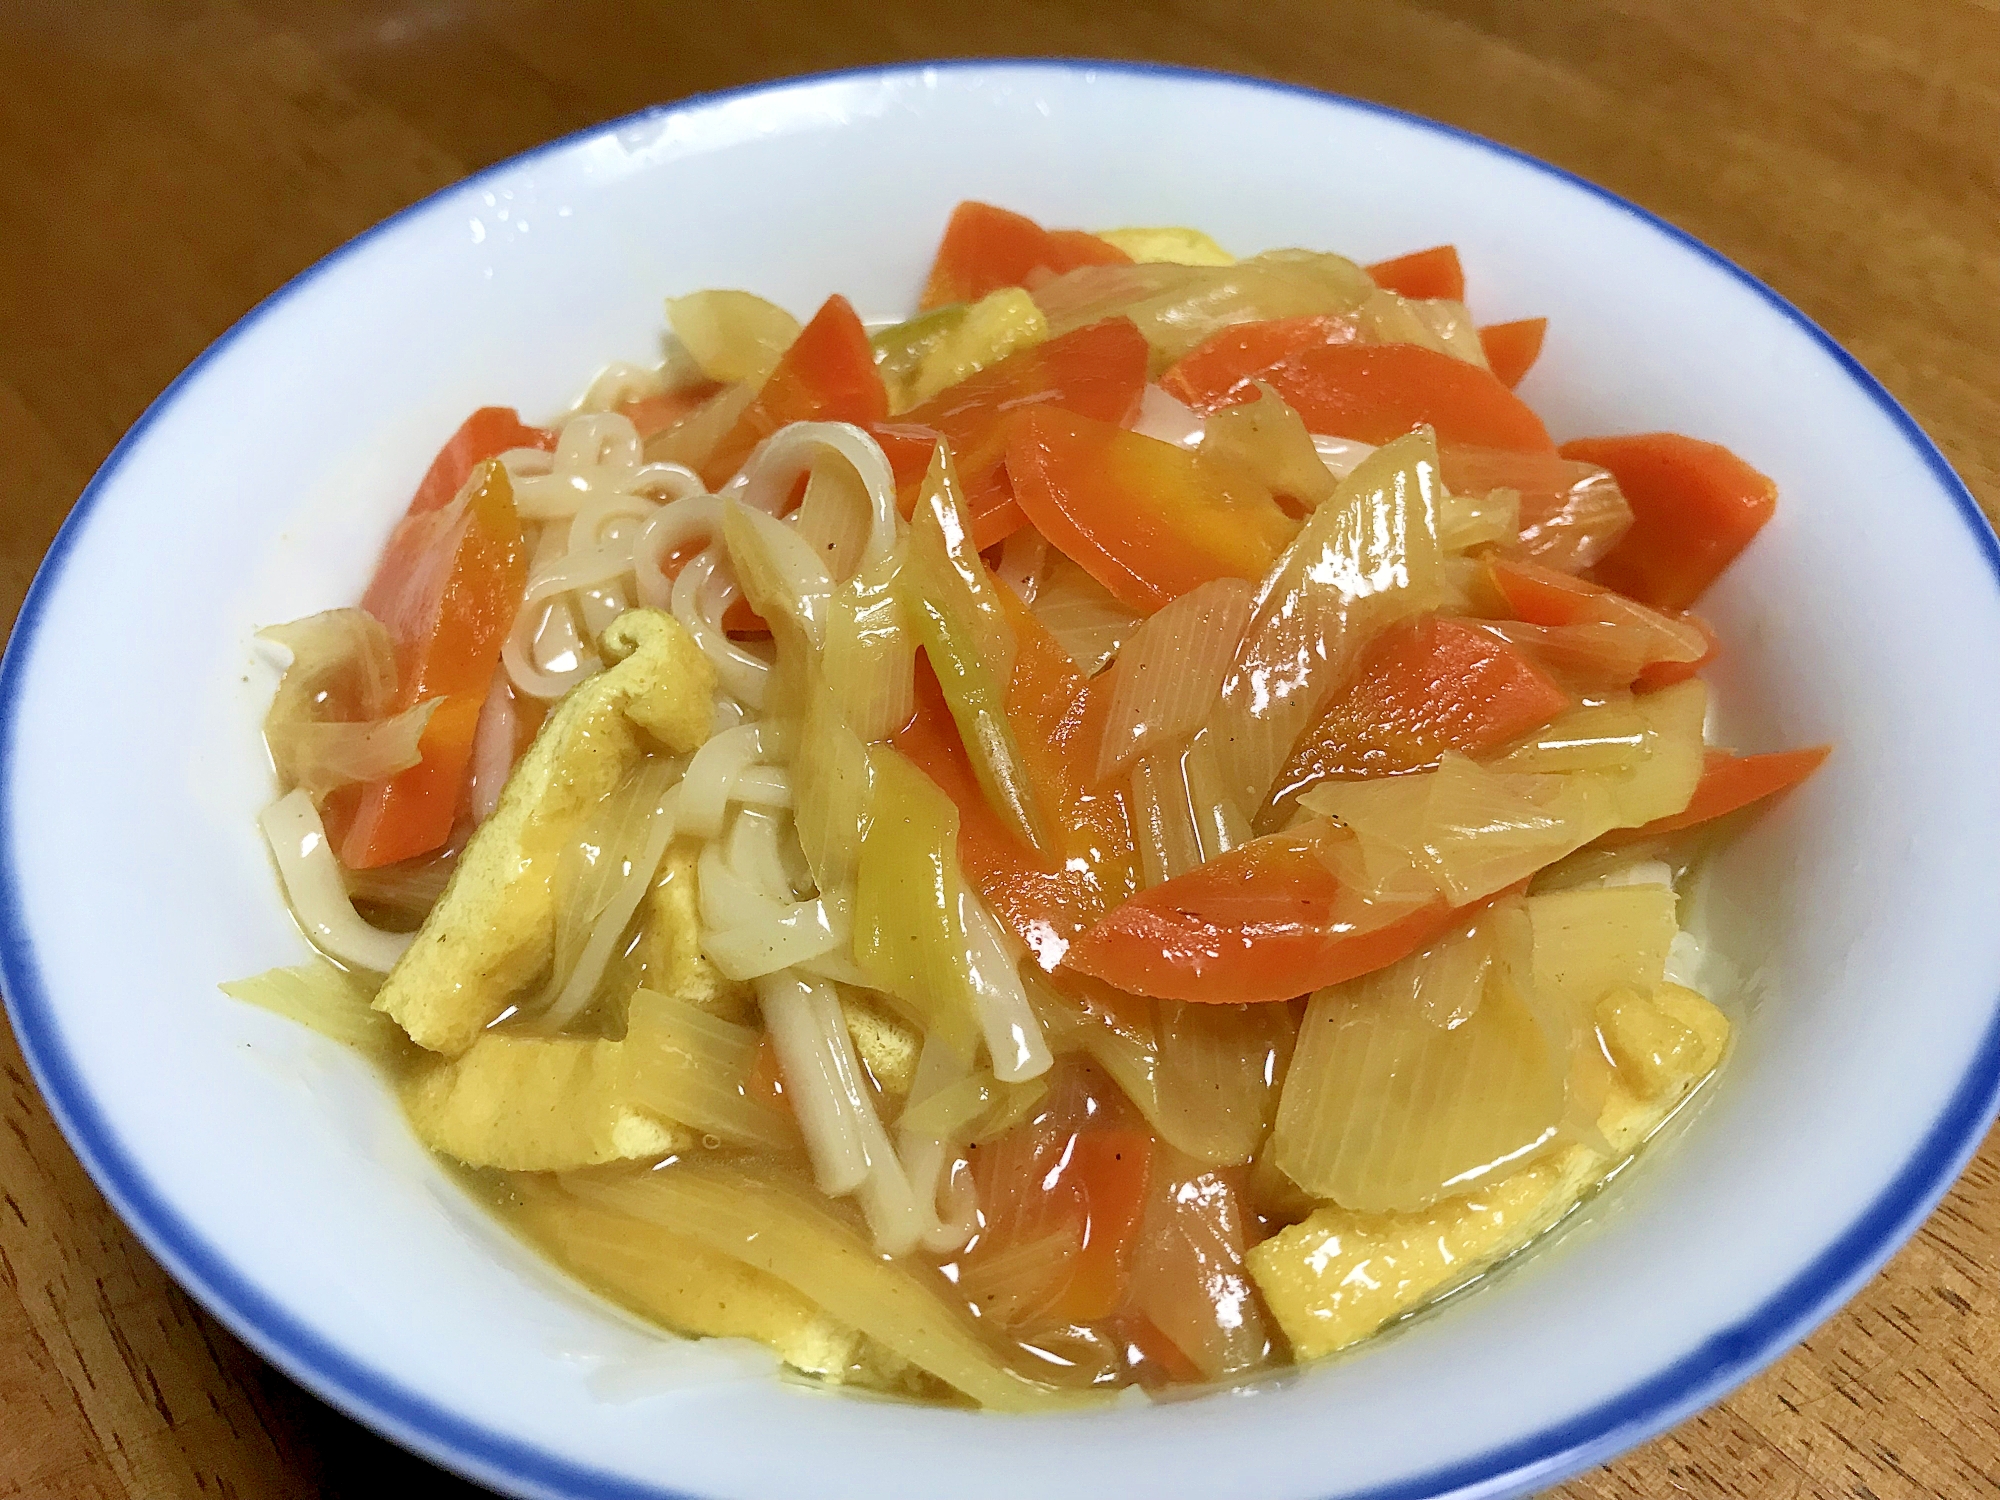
[221,958,406,1061]
[562,1164,1086,1411]
[852,746,982,1062]
[899,444,1046,850]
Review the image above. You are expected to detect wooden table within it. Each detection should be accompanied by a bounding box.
[2,3,1995,1495]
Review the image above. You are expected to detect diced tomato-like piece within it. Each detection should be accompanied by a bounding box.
[697,295,887,489]
[1564,432,1778,611]
[1273,614,1570,800]
[921,200,1130,311]
[1365,244,1465,302]
[1003,405,1296,612]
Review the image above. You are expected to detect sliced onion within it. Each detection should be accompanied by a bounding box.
[538,764,682,1031]
[266,698,439,807]
[219,957,405,1058]
[1095,578,1254,782]
[1205,430,1446,819]
[1132,384,1207,448]
[1030,553,1142,677]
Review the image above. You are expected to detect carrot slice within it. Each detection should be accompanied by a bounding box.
[1489,557,1608,626]
[1273,615,1570,800]
[331,461,527,868]
[697,295,886,489]
[408,407,553,515]
[921,201,1130,311]
[1157,314,1360,411]
[1477,318,1547,388]
[1164,330,1556,453]
[880,317,1148,550]
[1365,244,1465,302]
[1563,433,1778,611]
[1063,820,1488,1004]
[1598,746,1829,843]
[1002,406,1295,612]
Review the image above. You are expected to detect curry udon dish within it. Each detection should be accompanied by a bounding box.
[232,204,1828,1407]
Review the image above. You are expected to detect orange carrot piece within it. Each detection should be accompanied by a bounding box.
[1063,820,1481,1004]
[882,317,1148,550]
[697,295,886,489]
[1165,330,1556,454]
[1002,406,1296,612]
[1477,318,1547,388]
[408,407,553,515]
[1365,244,1466,302]
[1563,433,1778,611]
[920,201,1130,310]
[332,461,527,868]
[1274,614,1570,797]
[1598,746,1829,843]
[1157,314,1360,411]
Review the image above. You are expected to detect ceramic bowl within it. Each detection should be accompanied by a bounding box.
[5,60,1997,1500]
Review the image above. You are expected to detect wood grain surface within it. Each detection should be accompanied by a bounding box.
[2,2,1995,1496]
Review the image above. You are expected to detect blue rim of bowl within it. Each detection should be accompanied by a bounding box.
[3,57,1996,1500]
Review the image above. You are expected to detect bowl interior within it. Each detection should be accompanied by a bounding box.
[6,62,1999,1500]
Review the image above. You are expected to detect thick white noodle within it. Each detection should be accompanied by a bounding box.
[679,723,767,839]
[736,422,900,572]
[753,972,876,1194]
[260,791,413,974]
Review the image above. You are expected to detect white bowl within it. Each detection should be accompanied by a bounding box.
[5,60,1998,1500]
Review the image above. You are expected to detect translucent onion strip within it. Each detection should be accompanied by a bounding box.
[960,891,1052,1084]
[1094,578,1255,782]
[1272,950,1565,1212]
[539,765,682,1031]
[219,957,406,1059]
[259,790,413,973]
[1030,553,1143,677]
[624,986,794,1151]
[555,1165,1077,1410]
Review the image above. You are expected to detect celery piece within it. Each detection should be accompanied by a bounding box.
[899,443,1047,850]
[851,745,981,1061]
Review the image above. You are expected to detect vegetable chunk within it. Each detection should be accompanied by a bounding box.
[1247,983,1727,1359]
[374,610,715,1055]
